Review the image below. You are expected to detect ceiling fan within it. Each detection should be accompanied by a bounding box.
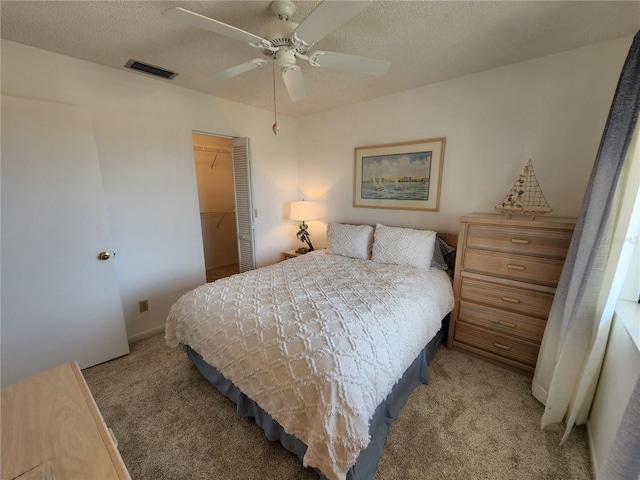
[164,0,391,102]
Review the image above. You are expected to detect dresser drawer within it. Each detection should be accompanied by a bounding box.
[459,277,554,319]
[458,300,546,343]
[464,249,564,287]
[466,224,572,259]
[454,322,540,367]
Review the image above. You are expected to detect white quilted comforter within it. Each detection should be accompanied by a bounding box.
[166,251,454,480]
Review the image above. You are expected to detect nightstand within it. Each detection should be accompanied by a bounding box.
[283,249,305,260]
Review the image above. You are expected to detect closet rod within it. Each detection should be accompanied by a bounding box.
[200,211,235,229]
[193,144,231,154]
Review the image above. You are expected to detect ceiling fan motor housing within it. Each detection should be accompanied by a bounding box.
[261,1,310,61]
[260,18,300,50]
[261,18,298,41]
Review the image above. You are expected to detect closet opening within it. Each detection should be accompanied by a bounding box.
[192,132,239,282]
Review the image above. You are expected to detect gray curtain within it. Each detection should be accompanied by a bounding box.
[552,29,640,354]
[532,30,640,433]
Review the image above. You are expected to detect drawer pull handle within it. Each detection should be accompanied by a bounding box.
[494,342,511,351]
[501,296,521,304]
[507,264,526,270]
[511,238,530,244]
[499,321,517,328]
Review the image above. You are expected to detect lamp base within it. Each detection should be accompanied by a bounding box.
[295,247,311,254]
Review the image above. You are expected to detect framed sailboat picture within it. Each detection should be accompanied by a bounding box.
[353,138,445,211]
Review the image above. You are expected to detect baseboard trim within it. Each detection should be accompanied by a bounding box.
[531,380,549,406]
[128,325,165,344]
[586,421,598,479]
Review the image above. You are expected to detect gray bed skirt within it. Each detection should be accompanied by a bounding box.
[185,317,448,480]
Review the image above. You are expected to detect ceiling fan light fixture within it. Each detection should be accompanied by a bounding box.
[276,49,297,68]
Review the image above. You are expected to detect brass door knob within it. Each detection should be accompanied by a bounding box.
[97,251,111,261]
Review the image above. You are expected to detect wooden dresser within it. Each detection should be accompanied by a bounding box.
[1,361,130,480]
[447,214,576,375]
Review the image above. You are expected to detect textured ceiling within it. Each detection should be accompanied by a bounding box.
[1,1,638,117]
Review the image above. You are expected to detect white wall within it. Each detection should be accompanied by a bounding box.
[587,308,640,475]
[1,35,633,344]
[297,36,633,246]
[1,40,299,341]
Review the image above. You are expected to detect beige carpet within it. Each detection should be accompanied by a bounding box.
[83,334,592,480]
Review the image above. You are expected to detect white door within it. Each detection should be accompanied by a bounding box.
[231,137,256,272]
[1,95,130,386]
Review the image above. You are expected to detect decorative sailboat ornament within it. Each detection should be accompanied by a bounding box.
[495,159,553,220]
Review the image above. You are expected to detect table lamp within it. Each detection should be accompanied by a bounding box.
[289,200,317,253]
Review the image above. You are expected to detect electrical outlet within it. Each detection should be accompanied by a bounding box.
[139,300,149,313]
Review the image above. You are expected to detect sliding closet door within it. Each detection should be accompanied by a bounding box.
[231,137,256,272]
[1,95,130,386]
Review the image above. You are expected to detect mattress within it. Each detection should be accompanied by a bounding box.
[166,250,454,480]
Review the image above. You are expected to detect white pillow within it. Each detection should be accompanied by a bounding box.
[372,223,436,270]
[327,223,374,260]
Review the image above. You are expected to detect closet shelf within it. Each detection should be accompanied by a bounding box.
[193,144,231,154]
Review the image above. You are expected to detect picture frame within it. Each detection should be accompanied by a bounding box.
[353,138,446,211]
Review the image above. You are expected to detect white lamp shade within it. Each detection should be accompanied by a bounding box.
[290,201,317,222]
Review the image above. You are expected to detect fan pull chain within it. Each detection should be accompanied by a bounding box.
[272,60,279,136]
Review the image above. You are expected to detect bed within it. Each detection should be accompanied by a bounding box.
[166,223,455,480]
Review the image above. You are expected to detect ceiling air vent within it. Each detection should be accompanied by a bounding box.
[125,59,178,80]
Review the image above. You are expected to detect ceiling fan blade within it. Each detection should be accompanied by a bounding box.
[308,51,390,76]
[209,58,268,84]
[282,66,307,101]
[291,0,371,51]
[164,7,269,48]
